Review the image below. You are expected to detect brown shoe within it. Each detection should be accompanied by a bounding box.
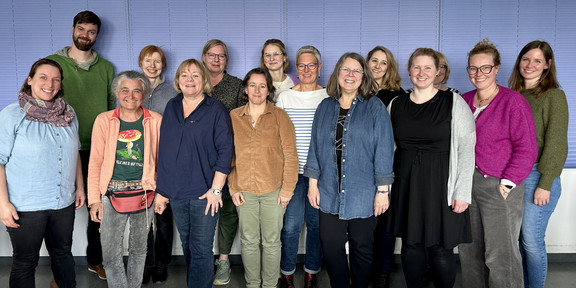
[50,278,59,288]
[305,272,318,288]
[278,273,295,288]
[88,264,107,280]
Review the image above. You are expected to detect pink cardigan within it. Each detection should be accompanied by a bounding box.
[87,107,162,206]
[461,85,537,185]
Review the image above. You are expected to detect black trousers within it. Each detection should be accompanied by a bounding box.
[145,203,174,268]
[8,204,76,288]
[319,211,377,288]
[81,150,103,266]
[401,240,457,288]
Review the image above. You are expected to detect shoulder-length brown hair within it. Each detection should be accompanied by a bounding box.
[241,67,276,103]
[173,59,213,94]
[21,58,65,99]
[508,40,559,97]
[366,46,402,91]
[326,52,378,100]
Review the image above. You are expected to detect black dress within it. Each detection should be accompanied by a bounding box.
[388,90,470,249]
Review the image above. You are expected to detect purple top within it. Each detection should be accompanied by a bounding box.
[461,85,537,186]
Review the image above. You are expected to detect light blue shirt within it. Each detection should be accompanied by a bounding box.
[0,102,79,211]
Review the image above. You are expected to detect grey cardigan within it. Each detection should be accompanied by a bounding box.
[388,91,475,205]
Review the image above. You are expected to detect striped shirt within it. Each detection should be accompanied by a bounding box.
[276,88,329,174]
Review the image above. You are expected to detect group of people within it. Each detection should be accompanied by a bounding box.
[0,10,568,288]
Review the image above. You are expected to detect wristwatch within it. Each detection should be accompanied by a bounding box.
[210,188,221,195]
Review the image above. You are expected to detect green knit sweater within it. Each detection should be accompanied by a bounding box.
[47,48,115,151]
[521,88,569,190]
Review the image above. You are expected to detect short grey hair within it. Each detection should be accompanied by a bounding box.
[296,45,321,64]
[112,70,151,97]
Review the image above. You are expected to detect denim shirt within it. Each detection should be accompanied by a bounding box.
[304,95,394,220]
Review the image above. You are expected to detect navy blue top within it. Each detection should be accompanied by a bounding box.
[156,93,234,200]
[304,95,394,220]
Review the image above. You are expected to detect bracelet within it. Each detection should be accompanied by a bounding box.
[376,190,389,194]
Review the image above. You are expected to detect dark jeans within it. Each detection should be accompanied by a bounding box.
[171,197,219,288]
[217,184,239,255]
[7,204,76,288]
[373,211,396,272]
[401,241,456,288]
[80,150,103,266]
[145,203,174,268]
[319,211,377,288]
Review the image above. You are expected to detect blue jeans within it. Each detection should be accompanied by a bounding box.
[7,204,76,288]
[171,198,218,288]
[101,197,153,288]
[520,164,561,288]
[280,174,322,274]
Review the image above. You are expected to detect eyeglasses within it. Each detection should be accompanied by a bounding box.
[206,52,226,61]
[296,63,318,70]
[467,65,494,75]
[339,66,363,77]
[264,51,283,60]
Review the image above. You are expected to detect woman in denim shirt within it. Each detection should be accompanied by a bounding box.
[304,52,394,288]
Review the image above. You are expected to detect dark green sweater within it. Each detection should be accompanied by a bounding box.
[522,88,569,190]
[47,48,115,151]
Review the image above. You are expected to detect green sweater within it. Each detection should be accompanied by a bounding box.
[521,88,569,190]
[47,48,115,151]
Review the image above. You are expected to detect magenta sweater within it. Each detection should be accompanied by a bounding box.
[461,85,537,185]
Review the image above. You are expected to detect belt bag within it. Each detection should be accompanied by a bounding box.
[105,189,155,214]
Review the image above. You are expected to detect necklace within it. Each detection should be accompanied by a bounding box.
[476,86,499,107]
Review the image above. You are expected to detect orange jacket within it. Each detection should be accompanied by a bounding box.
[87,107,162,206]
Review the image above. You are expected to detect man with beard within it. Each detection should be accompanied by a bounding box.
[47,10,114,284]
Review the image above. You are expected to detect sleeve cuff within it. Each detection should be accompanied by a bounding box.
[537,174,556,191]
[500,179,516,188]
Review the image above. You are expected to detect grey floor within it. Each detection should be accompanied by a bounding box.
[1,260,576,288]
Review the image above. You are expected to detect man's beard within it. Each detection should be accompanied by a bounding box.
[73,36,95,51]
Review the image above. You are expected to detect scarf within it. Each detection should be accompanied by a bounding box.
[18,92,75,127]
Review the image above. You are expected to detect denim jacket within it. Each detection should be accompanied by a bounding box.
[304,95,394,220]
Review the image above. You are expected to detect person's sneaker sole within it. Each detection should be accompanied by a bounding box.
[213,268,231,285]
[88,267,107,280]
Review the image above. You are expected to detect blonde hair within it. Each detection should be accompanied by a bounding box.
[173,59,213,94]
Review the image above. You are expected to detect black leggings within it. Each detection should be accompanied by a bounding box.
[401,241,457,288]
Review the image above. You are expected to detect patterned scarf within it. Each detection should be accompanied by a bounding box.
[18,92,75,127]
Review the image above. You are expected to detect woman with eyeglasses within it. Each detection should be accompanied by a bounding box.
[276,45,328,288]
[200,39,243,286]
[260,39,299,101]
[386,48,475,288]
[458,39,537,288]
[304,52,394,288]
[508,40,568,288]
[434,51,460,94]
[366,46,405,107]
